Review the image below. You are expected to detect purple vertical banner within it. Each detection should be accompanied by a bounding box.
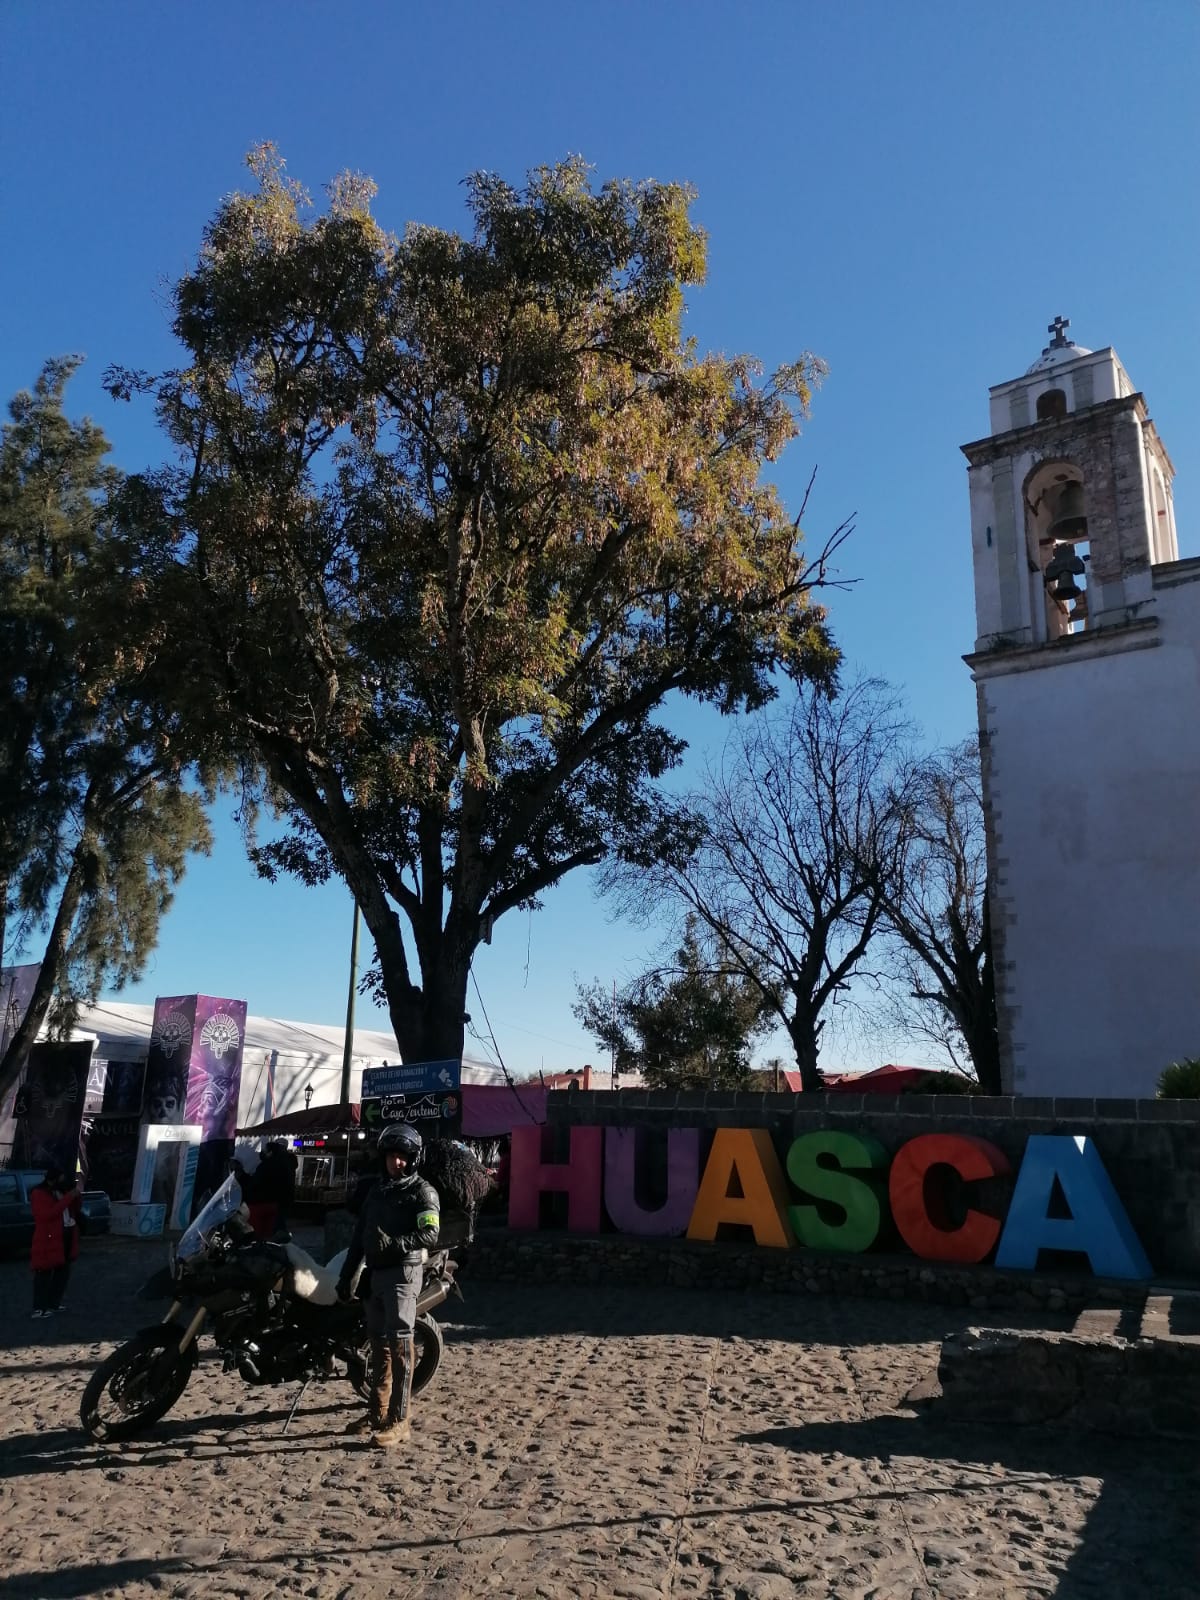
[186,996,247,1140]
[144,996,198,1125]
[186,996,247,1221]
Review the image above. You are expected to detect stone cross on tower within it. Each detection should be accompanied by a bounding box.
[1045,315,1071,350]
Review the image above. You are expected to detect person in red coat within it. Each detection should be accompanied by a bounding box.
[30,1165,82,1318]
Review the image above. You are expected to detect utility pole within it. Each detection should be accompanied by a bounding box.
[611,978,618,1093]
[339,900,361,1107]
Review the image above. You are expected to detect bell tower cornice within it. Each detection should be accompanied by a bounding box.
[961,391,1148,466]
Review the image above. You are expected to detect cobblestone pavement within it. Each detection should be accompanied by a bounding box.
[1,1237,1196,1599]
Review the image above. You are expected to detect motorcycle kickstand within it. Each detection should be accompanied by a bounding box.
[282,1379,311,1436]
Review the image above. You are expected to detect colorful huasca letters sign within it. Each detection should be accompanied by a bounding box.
[507,1124,1153,1280]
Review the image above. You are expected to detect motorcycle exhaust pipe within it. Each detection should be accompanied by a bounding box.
[416,1277,452,1315]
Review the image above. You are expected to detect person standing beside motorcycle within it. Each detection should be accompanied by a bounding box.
[337,1122,440,1447]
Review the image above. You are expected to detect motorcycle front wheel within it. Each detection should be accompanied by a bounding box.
[80,1326,198,1442]
[348,1312,445,1400]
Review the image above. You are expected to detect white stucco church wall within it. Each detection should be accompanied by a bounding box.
[964,320,1199,1096]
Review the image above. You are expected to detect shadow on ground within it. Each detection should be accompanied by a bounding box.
[441,1278,1076,1347]
[744,1411,1200,1600]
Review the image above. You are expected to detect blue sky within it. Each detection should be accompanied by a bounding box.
[1,3,1197,1075]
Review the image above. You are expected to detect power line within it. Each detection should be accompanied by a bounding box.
[480,1015,586,1051]
[469,966,544,1126]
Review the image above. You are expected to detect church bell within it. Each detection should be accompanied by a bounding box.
[1048,481,1088,543]
[1044,540,1086,603]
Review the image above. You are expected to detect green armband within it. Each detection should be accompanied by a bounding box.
[417,1210,439,1231]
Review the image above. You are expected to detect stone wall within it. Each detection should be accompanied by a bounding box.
[464,1228,1144,1318]
[936,1326,1200,1438]
[542,1089,1200,1279]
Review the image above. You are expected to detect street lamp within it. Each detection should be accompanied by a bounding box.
[304,1083,314,1111]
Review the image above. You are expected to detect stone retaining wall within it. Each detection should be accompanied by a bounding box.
[461,1227,1146,1317]
[935,1326,1200,1438]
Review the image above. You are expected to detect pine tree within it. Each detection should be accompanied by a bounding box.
[0,361,211,1100]
[575,922,768,1090]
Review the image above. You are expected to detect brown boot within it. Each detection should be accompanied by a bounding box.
[372,1335,413,1447]
[351,1336,392,1439]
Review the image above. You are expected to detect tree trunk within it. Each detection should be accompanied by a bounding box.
[967,893,1002,1094]
[0,848,88,1104]
[787,1012,824,1094]
[965,1020,1002,1096]
[386,955,472,1067]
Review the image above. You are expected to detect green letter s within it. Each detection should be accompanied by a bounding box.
[786,1131,889,1252]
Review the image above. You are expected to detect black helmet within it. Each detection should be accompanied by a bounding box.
[377,1122,423,1166]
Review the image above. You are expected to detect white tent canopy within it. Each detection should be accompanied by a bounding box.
[67,999,507,1129]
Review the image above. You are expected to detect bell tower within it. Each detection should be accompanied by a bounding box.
[962,323,1200,1100]
[963,317,1177,652]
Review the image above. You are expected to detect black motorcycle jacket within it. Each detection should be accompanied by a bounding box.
[341,1173,441,1281]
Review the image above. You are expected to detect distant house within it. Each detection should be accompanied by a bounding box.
[782,1064,931,1095]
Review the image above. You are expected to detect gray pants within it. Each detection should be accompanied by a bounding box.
[362,1262,420,1431]
[364,1261,420,1338]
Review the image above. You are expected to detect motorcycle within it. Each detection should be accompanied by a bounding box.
[79,1174,459,1442]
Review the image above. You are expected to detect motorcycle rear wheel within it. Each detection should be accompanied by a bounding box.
[80,1327,197,1442]
[412,1312,443,1395]
[348,1312,444,1400]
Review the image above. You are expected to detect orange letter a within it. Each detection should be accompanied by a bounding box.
[686,1129,795,1249]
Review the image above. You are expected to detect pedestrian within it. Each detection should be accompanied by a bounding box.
[232,1145,273,1237]
[30,1165,82,1318]
[258,1141,298,1239]
[336,1123,440,1447]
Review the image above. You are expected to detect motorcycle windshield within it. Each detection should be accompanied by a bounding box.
[176,1174,243,1261]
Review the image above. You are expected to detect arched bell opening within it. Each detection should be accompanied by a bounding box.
[1024,461,1090,640]
[1037,388,1068,422]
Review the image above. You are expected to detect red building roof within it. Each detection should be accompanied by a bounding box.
[782,1064,932,1094]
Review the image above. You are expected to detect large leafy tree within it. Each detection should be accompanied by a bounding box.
[574,921,768,1090]
[0,361,211,1100]
[113,148,840,1063]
